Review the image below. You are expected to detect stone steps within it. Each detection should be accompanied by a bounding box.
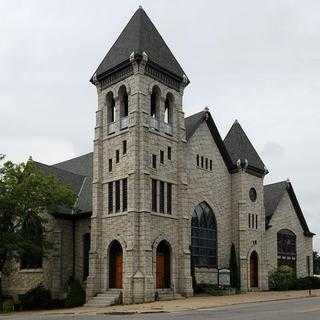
[85,290,122,307]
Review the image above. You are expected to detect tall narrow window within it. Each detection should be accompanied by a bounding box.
[201,156,204,168]
[277,229,296,271]
[119,85,129,118]
[255,214,258,229]
[168,146,171,160]
[115,180,120,212]
[160,181,165,213]
[122,178,127,212]
[108,182,113,213]
[152,154,157,169]
[210,160,213,171]
[167,183,172,214]
[83,233,91,281]
[205,158,208,170]
[164,93,173,124]
[109,159,112,172]
[123,140,127,155]
[197,154,200,166]
[116,150,120,163]
[106,92,115,124]
[150,86,160,118]
[248,214,251,228]
[152,179,157,212]
[160,150,164,164]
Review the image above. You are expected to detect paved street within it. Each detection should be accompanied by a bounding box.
[3,296,320,320]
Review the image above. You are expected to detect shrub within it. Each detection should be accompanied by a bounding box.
[65,279,86,308]
[295,276,320,290]
[1,300,14,313]
[269,266,296,291]
[19,285,52,310]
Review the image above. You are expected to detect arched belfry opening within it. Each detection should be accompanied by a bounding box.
[150,86,161,119]
[119,85,129,118]
[156,240,171,289]
[106,92,115,123]
[250,251,259,288]
[191,202,217,269]
[164,93,174,124]
[109,240,123,289]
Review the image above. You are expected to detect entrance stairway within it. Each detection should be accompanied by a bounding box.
[85,289,122,307]
[156,289,185,301]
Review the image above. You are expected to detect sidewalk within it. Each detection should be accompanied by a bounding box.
[3,289,320,317]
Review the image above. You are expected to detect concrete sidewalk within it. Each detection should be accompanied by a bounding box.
[3,290,320,317]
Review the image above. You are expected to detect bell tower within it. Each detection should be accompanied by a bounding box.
[86,7,192,304]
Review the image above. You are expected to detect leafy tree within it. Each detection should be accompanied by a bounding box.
[0,156,76,298]
[313,251,320,275]
[229,243,240,290]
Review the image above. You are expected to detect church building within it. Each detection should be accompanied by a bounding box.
[2,7,314,306]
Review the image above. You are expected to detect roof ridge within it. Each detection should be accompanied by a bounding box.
[264,180,287,188]
[34,161,86,179]
[53,152,93,166]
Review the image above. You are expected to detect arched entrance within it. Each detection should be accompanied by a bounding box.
[156,240,171,289]
[250,251,259,288]
[109,240,123,289]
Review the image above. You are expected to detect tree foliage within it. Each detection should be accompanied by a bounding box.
[229,243,240,290]
[0,157,76,276]
[313,251,320,275]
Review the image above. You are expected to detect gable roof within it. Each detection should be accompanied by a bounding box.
[185,110,235,172]
[264,180,314,237]
[224,120,267,176]
[34,153,93,217]
[93,7,186,82]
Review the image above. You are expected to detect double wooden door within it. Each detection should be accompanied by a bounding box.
[114,254,123,289]
[250,252,258,288]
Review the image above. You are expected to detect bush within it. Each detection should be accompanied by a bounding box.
[194,283,235,296]
[65,279,86,308]
[19,285,52,310]
[295,276,320,290]
[1,300,14,313]
[269,266,296,291]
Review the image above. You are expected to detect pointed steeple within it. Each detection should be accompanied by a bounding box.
[224,120,267,174]
[92,7,187,83]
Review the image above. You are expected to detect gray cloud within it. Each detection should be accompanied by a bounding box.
[1,0,319,249]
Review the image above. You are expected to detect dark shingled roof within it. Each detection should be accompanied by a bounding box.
[33,153,93,216]
[224,120,267,174]
[93,7,186,81]
[264,181,314,237]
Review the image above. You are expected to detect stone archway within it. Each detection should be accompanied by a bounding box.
[250,251,259,288]
[109,240,123,289]
[156,240,171,289]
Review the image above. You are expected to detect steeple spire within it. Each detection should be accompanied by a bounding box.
[91,7,188,85]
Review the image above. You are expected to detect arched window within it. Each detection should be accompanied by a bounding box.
[277,229,296,270]
[150,86,160,118]
[164,93,173,124]
[106,92,115,123]
[83,233,91,281]
[191,202,217,268]
[118,85,128,118]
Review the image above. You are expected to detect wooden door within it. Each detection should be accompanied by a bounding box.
[156,255,165,289]
[115,254,123,289]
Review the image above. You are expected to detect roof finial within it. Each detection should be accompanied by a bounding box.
[139,5,143,9]
[234,119,238,124]
[204,106,209,112]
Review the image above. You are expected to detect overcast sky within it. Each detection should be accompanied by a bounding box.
[1,0,319,249]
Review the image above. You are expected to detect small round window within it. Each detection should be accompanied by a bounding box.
[249,188,257,202]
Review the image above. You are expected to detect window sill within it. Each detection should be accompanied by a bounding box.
[150,212,177,219]
[19,268,43,273]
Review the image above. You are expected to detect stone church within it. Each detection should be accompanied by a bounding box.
[3,7,314,305]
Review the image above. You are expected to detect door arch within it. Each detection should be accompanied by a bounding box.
[250,251,259,288]
[109,240,123,289]
[156,240,171,289]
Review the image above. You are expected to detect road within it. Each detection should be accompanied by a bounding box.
[4,296,320,320]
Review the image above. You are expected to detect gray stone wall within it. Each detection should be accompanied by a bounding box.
[265,192,313,279]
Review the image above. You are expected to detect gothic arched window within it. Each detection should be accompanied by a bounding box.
[106,92,115,123]
[164,93,173,124]
[150,86,160,119]
[277,229,296,271]
[191,202,217,268]
[118,85,128,118]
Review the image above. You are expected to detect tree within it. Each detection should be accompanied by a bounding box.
[0,157,76,298]
[229,243,240,290]
[313,251,320,275]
